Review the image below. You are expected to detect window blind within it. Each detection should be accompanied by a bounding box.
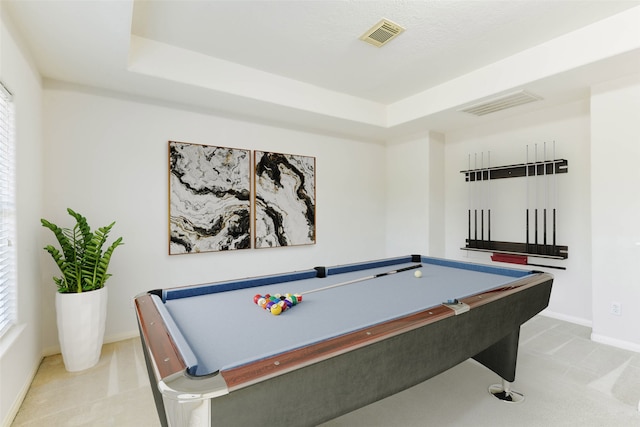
[0,82,15,337]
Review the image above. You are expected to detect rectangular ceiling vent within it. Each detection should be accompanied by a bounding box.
[359,19,405,48]
[459,90,543,116]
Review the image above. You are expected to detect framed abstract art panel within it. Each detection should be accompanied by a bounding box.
[169,141,251,254]
[254,151,316,248]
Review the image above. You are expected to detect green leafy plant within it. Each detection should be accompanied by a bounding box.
[41,208,124,293]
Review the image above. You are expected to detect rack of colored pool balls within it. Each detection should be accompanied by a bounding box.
[254,293,303,315]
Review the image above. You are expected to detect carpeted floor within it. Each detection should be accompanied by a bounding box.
[11,316,640,426]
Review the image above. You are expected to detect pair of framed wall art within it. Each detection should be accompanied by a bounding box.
[168,141,316,255]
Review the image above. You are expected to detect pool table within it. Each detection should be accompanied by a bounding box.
[134,255,553,427]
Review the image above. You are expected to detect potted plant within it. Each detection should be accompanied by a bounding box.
[41,208,123,371]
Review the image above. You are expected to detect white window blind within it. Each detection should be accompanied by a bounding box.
[0,82,16,337]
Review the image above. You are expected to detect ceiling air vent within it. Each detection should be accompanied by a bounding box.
[359,19,405,47]
[458,90,543,116]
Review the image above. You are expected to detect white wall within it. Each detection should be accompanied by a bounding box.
[41,85,390,351]
[385,131,445,257]
[0,10,44,427]
[385,133,430,256]
[428,132,446,257]
[590,73,640,351]
[444,101,593,324]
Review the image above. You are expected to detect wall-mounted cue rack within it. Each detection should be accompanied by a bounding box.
[461,144,569,270]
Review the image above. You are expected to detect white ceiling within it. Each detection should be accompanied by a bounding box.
[4,0,640,141]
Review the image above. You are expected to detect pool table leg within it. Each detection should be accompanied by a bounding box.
[472,328,525,402]
[472,328,520,380]
[488,379,525,403]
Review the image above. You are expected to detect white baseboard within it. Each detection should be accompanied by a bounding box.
[104,330,140,345]
[591,333,640,353]
[1,356,41,427]
[42,330,140,357]
[41,344,60,357]
[539,309,593,328]
[539,311,640,353]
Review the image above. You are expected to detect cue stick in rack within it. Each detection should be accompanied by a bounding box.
[302,264,423,296]
[487,151,491,249]
[552,141,557,254]
[468,154,472,249]
[481,152,484,248]
[543,142,548,254]
[474,154,478,246]
[525,145,530,253]
[534,144,539,252]
[528,262,566,270]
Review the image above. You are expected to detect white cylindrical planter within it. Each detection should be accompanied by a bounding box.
[55,286,108,372]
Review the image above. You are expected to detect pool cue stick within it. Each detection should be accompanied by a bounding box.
[525,261,567,270]
[481,152,484,248]
[474,153,478,247]
[534,144,538,253]
[468,154,471,249]
[552,141,557,254]
[301,264,422,295]
[543,142,548,254]
[526,145,530,253]
[487,151,491,249]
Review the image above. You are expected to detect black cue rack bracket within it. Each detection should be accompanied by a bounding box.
[462,159,568,182]
[463,240,568,259]
[460,158,569,262]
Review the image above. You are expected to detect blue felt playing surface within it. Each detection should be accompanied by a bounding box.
[162,256,534,376]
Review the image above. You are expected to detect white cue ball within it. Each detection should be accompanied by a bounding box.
[414,270,422,278]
